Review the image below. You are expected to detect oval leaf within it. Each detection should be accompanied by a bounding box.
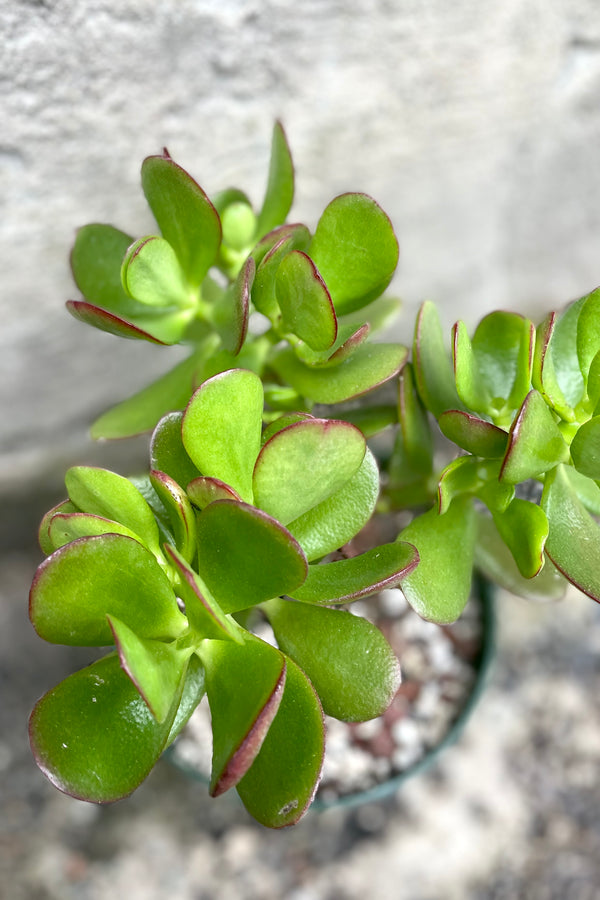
[150,411,201,489]
[439,410,508,459]
[500,390,569,484]
[570,416,600,480]
[149,470,196,561]
[255,121,295,238]
[70,224,135,312]
[48,512,142,551]
[276,250,337,351]
[491,498,549,579]
[413,301,463,417]
[121,236,192,308]
[187,475,242,509]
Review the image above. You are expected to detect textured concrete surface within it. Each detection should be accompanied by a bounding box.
[5,1,600,491]
[3,542,600,899]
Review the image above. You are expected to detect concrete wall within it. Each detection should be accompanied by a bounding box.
[4,0,600,495]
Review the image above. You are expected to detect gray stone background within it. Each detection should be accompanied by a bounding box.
[3,1,600,898]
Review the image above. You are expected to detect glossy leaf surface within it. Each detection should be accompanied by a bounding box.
[149,470,196,561]
[30,534,184,645]
[71,224,134,311]
[121,236,191,308]
[256,122,295,238]
[289,541,418,604]
[288,448,379,561]
[263,597,401,721]
[570,416,600,480]
[550,296,586,408]
[439,410,508,459]
[309,193,399,315]
[500,390,569,483]
[141,154,221,285]
[413,301,462,417]
[237,656,324,827]
[150,411,200,489]
[30,653,178,802]
[48,512,141,551]
[187,476,242,508]
[38,500,78,555]
[398,363,433,473]
[182,370,263,503]
[253,419,365,525]
[66,300,171,344]
[398,497,476,623]
[576,287,600,380]
[196,501,308,613]
[200,636,286,796]
[491,498,549,578]
[542,464,600,601]
[271,343,407,404]
[165,654,206,747]
[276,250,337,351]
[532,314,574,422]
[470,312,534,412]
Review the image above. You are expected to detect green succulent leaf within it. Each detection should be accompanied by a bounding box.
[256,121,295,239]
[542,463,600,601]
[550,296,587,408]
[339,294,401,336]
[398,497,476,624]
[336,403,397,438]
[271,343,407,405]
[413,301,462,417]
[309,193,399,315]
[149,470,196,562]
[220,199,257,251]
[48,512,141,551]
[199,635,286,796]
[70,224,135,311]
[108,616,191,723]
[91,340,219,440]
[288,541,419,604]
[30,534,185,646]
[38,500,78,555]
[563,465,600,515]
[576,287,600,381]
[263,597,401,721]
[141,153,221,286]
[474,512,566,601]
[532,313,575,422]
[251,223,311,269]
[500,390,569,484]
[186,476,242,509]
[251,233,293,320]
[165,654,206,747]
[66,300,177,344]
[237,655,324,828]
[196,500,308,613]
[182,369,263,504]
[65,466,161,554]
[466,312,534,415]
[491,498,549,579]
[437,457,485,515]
[276,250,337,351]
[570,416,600,480]
[212,255,253,355]
[438,410,508,459]
[261,413,315,444]
[253,419,366,525]
[288,447,380,561]
[164,545,241,643]
[452,320,491,413]
[121,236,193,309]
[398,363,433,474]
[150,411,201,489]
[29,653,179,802]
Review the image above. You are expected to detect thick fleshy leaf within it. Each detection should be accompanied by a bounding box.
[439,410,508,459]
[48,512,141,551]
[121,236,192,308]
[237,656,324,827]
[108,616,190,723]
[474,511,566,601]
[165,654,206,746]
[542,464,600,600]
[251,234,293,319]
[576,287,600,380]
[398,497,476,623]
[469,312,534,413]
[182,370,263,503]
[588,350,600,412]
[66,300,170,344]
[339,294,401,336]
[65,466,160,554]
[149,470,196,561]
[164,545,241,643]
[570,416,600,480]
[196,500,308,613]
[550,296,586,408]
[453,320,490,413]
[263,597,401,721]
[38,500,77,555]
[186,476,242,509]
[91,340,219,439]
[141,153,221,285]
[29,653,178,802]
[437,457,484,515]
[212,255,253,354]
[70,224,135,311]
[199,636,286,795]
[288,541,418,604]
[251,223,311,269]
[532,313,575,422]
[491,498,549,578]
[255,121,294,238]
[309,193,399,315]
[288,448,379,561]
[253,419,365,525]
[276,250,337,351]
[563,465,600,515]
[150,411,201,489]
[413,301,462,417]
[294,323,369,369]
[337,403,397,438]
[30,534,185,645]
[398,363,433,473]
[261,413,315,444]
[500,390,569,484]
[271,343,407,404]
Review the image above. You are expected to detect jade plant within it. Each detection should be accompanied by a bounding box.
[29,122,600,828]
